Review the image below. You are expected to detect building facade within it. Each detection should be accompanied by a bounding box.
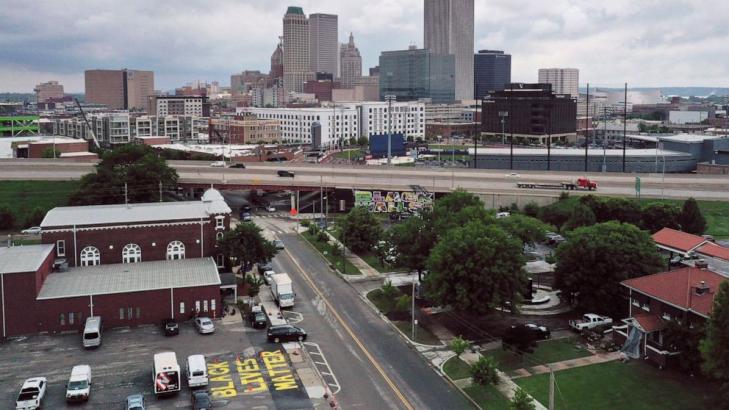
[283,6,312,93]
[209,115,281,144]
[34,81,64,103]
[309,13,338,76]
[85,69,154,110]
[149,96,210,117]
[538,68,579,98]
[53,113,208,144]
[379,47,455,103]
[474,50,511,99]
[339,33,362,89]
[424,0,474,101]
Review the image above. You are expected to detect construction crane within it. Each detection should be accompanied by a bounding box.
[74,98,100,149]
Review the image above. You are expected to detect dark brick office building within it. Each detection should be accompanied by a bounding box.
[481,83,577,145]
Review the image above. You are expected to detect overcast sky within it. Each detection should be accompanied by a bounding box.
[2,0,728,93]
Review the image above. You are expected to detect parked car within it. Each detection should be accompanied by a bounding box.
[209,161,226,168]
[267,324,307,343]
[162,318,179,336]
[230,163,246,169]
[21,226,41,235]
[249,310,267,329]
[274,239,284,250]
[194,317,215,334]
[545,232,565,246]
[16,377,46,410]
[277,170,295,177]
[569,313,613,331]
[267,205,277,212]
[65,365,92,403]
[262,269,275,285]
[523,323,551,339]
[191,390,212,410]
[241,212,252,222]
[241,205,252,213]
[125,394,145,410]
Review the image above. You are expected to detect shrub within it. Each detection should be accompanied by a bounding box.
[510,387,536,410]
[395,294,412,313]
[523,202,540,218]
[24,207,47,227]
[470,356,500,386]
[449,336,470,358]
[0,206,15,230]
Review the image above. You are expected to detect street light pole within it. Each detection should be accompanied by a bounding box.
[385,94,396,165]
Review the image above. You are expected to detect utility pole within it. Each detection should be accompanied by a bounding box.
[320,175,324,226]
[385,95,396,165]
[547,98,552,171]
[549,367,555,410]
[159,181,163,202]
[124,182,128,205]
[509,84,514,170]
[585,83,590,172]
[603,106,608,172]
[623,82,628,172]
[411,279,416,341]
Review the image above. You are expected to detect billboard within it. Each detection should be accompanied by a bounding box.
[354,190,434,214]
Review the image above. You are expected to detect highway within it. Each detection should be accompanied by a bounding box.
[1,159,728,201]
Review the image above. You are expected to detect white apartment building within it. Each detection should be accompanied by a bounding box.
[356,101,425,140]
[150,96,208,117]
[53,113,207,144]
[538,68,579,98]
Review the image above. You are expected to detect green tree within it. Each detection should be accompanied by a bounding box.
[42,147,60,158]
[395,294,412,313]
[523,202,540,218]
[510,388,536,410]
[432,190,492,233]
[357,136,369,147]
[0,205,14,230]
[388,210,438,280]
[426,222,526,314]
[538,198,575,229]
[640,202,681,233]
[554,222,664,316]
[563,203,596,232]
[679,197,707,235]
[700,281,729,381]
[69,144,178,205]
[498,214,553,246]
[664,320,704,375]
[24,207,46,227]
[220,223,278,272]
[449,336,470,358]
[470,356,499,386]
[339,206,382,254]
[245,273,264,297]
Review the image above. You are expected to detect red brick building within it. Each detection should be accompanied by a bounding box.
[0,189,232,338]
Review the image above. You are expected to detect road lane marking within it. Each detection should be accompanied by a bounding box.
[285,248,414,410]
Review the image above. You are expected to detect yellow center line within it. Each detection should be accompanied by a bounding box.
[283,247,415,410]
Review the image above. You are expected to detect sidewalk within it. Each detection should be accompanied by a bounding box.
[324,231,381,278]
[511,351,621,379]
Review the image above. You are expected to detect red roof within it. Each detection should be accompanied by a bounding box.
[622,267,726,317]
[697,243,729,262]
[651,228,706,253]
[633,313,665,333]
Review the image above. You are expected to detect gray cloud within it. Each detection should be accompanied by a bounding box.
[0,0,727,92]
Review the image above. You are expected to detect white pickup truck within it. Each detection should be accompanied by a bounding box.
[569,313,613,331]
[16,377,47,410]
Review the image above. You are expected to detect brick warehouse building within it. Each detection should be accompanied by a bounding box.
[0,189,231,338]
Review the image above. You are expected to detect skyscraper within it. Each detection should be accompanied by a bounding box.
[270,39,284,83]
[283,6,311,93]
[538,68,579,98]
[424,0,474,101]
[474,50,511,99]
[339,33,362,89]
[379,47,455,103]
[309,13,338,76]
[84,69,154,110]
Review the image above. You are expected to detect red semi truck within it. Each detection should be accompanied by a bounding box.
[517,177,598,191]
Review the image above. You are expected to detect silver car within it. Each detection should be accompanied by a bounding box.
[126,393,145,410]
[194,317,215,334]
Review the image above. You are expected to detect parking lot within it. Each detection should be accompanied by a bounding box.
[0,311,314,409]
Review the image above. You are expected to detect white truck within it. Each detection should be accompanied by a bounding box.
[65,365,92,402]
[15,377,46,410]
[569,313,613,331]
[271,273,295,308]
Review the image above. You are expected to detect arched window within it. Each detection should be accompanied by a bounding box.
[216,232,224,242]
[167,241,185,260]
[80,246,100,266]
[122,243,142,263]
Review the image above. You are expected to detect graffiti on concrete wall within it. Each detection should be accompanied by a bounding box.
[354,190,434,214]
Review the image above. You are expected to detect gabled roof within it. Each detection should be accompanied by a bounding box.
[697,243,729,262]
[622,267,726,317]
[0,244,55,274]
[651,228,707,254]
[633,313,665,333]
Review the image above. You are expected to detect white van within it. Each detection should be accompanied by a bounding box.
[65,365,92,402]
[186,355,208,388]
[82,317,102,348]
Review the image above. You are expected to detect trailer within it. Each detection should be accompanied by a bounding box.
[517,177,597,191]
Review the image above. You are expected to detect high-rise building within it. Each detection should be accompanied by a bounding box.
[34,81,64,103]
[538,68,579,98]
[424,0,474,101]
[84,69,154,110]
[283,6,311,93]
[148,96,210,117]
[379,47,455,104]
[270,40,284,83]
[309,13,338,76]
[473,50,511,99]
[339,33,362,89]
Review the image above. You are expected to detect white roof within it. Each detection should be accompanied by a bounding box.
[41,189,231,228]
[660,134,721,143]
[467,147,689,157]
[37,257,221,299]
[60,152,96,157]
[0,244,55,274]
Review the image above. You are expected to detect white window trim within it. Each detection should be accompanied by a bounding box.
[122,243,142,264]
[56,240,66,257]
[80,246,100,267]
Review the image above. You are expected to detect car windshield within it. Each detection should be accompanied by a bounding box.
[83,332,98,339]
[68,380,88,390]
[201,319,212,326]
[195,393,212,405]
[280,293,294,300]
[254,312,266,320]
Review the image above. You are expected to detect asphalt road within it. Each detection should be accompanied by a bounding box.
[257,217,470,410]
[2,159,729,200]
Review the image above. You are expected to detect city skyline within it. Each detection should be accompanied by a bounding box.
[2,0,729,92]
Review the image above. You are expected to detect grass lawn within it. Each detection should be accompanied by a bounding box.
[515,360,714,410]
[300,231,361,275]
[484,338,592,372]
[334,149,363,159]
[0,180,80,229]
[443,356,471,380]
[366,288,403,314]
[358,251,410,274]
[392,320,441,345]
[462,384,511,410]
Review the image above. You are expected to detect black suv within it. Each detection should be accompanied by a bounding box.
[267,325,307,343]
[249,311,267,329]
[277,170,295,177]
[162,318,179,336]
[230,163,246,169]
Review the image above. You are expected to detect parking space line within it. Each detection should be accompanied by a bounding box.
[302,342,341,396]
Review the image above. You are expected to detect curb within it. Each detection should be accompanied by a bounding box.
[439,355,483,410]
